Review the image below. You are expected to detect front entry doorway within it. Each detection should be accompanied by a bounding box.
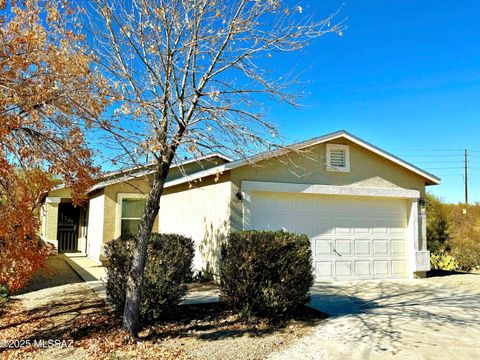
[57,203,80,253]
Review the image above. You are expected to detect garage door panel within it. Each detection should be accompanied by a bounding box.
[335,239,352,255]
[354,239,371,255]
[336,261,354,277]
[355,261,371,277]
[373,239,389,255]
[315,239,333,255]
[249,192,408,280]
[392,260,407,276]
[315,261,333,277]
[373,260,389,276]
[391,239,406,255]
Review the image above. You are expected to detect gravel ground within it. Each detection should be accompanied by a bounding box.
[2,282,102,359]
[156,304,325,360]
[4,286,325,360]
[424,273,480,292]
[3,257,326,360]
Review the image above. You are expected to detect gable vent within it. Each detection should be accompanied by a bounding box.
[326,143,350,172]
[329,149,346,167]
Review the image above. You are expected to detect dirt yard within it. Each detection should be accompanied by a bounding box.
[1,256,326,360]
[1,283,325,360]
[425,272,480,292]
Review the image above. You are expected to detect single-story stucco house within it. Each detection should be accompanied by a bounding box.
[39,130,440,280]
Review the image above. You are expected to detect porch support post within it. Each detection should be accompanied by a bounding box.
[44,198,61,250]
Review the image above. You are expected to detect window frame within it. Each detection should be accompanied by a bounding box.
[326,143,350,172]
[115,193,147,238]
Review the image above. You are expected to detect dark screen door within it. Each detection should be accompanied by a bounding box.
[57,203,80,253]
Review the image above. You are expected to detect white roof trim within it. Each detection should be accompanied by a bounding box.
[332,132,440,185]
[90,153,232,191]
[164,130,441,189]
[100,152,231,180]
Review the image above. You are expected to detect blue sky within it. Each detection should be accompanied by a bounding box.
[266,0,480,203]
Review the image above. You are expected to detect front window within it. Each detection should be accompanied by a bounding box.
[121,198,146,236]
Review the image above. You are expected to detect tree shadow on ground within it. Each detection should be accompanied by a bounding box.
[427,269,480,277]
[0,282,326,359]
[309,280,480,356]
[143,302,326,342]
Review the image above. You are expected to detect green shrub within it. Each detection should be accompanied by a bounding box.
[105,233,194,323]
[430,251,458,271]
[0,285,8,307]
[426,194,450,253]
[219,230,314,320]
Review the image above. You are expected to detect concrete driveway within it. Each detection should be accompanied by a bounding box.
[268,279,480,360]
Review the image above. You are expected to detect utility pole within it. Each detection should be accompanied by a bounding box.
[464,149,468,204]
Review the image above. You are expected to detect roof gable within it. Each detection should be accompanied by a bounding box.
[164,130,441,188]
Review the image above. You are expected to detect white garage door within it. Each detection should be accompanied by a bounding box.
[249,191,409,280]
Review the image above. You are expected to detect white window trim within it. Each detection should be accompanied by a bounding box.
[115,193,147,238]
[326,143,350,172]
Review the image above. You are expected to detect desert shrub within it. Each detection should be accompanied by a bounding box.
[105,233,194,323]
[445,204,480,271]
[430,251,458,271]
[0,285,8,307]
[426,194,450,253]
[450,223,480,271]
[219,230,314,320]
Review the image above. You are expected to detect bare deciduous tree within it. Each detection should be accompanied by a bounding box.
[85,0,344,336]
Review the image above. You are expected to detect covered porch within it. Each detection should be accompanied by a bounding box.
[39,187,87,254]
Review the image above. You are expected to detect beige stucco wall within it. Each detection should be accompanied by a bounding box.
[40,187,75,246]
[87,191,105,262]
[98,157,229,248]
[48,187,73,198]
[44,202,59,242]
[229,140,427,230]
[160,174,232,276]
[230,140,427,193]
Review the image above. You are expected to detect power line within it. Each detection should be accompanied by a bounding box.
[421,168,466,170]
[391,148,480,152]
[390,149,464,152]
[414,160,465,164]
[465,149,468,204]
[396,154,466,158]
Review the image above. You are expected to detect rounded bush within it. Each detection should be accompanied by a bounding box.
[105,233,194,323]
[219,230,314,320]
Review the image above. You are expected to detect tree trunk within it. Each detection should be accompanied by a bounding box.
[122,166,167,337]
